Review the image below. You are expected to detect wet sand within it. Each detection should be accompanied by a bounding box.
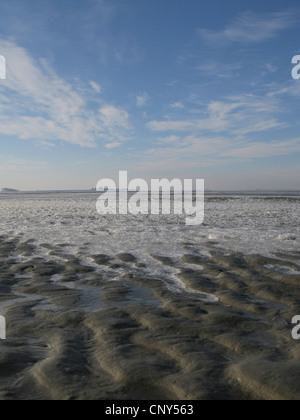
[0,236,300,400]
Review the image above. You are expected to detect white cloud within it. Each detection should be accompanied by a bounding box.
[100,105,129,128]
[131,137,231,174]
[142,90,298,166]
[148,119,199,132]
[0,157,47,173]
[222,139,300,159]
[268,80,300,98]
[132,135,300,176]
[199,11,296,45]
[147,95,283,139]
[170,102,185,109]
[0,39,132,148]
[38,140,55,148]
[158,135,181,144]
[266,64,278,74]
[98,105,131,147]
[90,81,102,93]
[105,142,121,149]
[136,92,149,107]
[233,119,283,137]
[154,136,232,159]
[166,80,179,87]
[197,62,242,78]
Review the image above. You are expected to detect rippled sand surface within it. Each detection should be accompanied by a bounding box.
[1,235,300,400]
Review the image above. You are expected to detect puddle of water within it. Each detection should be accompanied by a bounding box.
[14,274,32,280]
[0,292,42,314]
[50,274,104,312]
[67,282,104,311]
[264,264,300,275]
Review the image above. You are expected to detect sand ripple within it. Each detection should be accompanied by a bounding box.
[0,237,300,400]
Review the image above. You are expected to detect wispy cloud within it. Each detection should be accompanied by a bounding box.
[132,134,300,175]
[158,135,181,144]
[38,140,55,149]
[136,92,149,107]
[222,139,300,159]
[265,63,278,74]
[268,79,300,98]
[197,62,243,79]
[170,102,185,109]
[0,157,47,172]
[100,105,130,128]
[90,81,102,94]
[105,142,122,149]
[0,39,132,148]
[199,10,296,45]
[142,89,298,168]
[147,94,283,137]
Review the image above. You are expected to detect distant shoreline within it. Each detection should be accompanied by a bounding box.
[1,188,19,193]
[1,189,300,198]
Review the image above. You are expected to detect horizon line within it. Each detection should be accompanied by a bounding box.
[1,188,300,194]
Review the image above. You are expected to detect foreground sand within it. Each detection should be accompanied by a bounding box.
[0,236,300,400]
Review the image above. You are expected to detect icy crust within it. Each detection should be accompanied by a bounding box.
[0,192,299,277]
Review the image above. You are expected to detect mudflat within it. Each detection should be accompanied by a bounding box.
[0,236,299,400]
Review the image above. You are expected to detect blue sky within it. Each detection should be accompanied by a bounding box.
[0,0,300,190]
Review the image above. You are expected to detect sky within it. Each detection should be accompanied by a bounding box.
[0,0,300,190]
